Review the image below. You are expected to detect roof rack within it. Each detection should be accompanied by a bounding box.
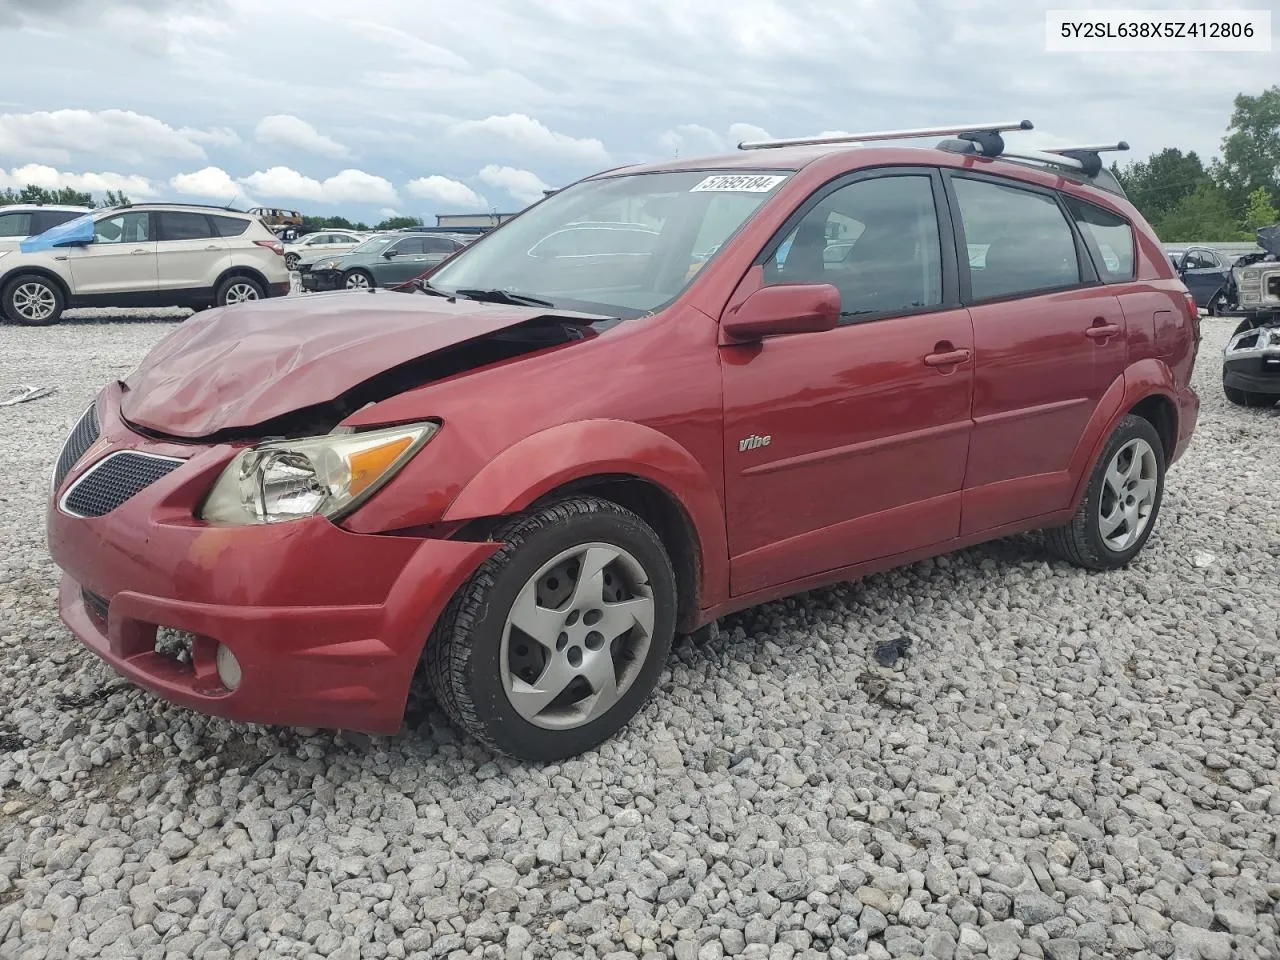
[939,139,1129,178]
[738,120,1033,151]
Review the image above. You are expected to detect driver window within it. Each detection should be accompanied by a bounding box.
[765,175,943,321]
[94,212,150,245]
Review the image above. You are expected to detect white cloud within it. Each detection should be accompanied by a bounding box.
[179,126,240,148]
[478,164,551,204]
[239,165,398,205]
[448,114,608,165]
[170,165,240,199]
[658,122,774,156]
[377,207,400,219]
[254,115,348,158]
[729,123,772,145]
[405,175,486,210]
[0,163,156,197]
[0,108,212,165]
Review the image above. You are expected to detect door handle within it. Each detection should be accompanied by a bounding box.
[205,245,221,251]
[130,248,150,255]
[923,348,971,367]
[1085,322,1121,340]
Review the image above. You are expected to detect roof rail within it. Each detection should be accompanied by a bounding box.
[938,138,1128,178]
[738,120,1033,151]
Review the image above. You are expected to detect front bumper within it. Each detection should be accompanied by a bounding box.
[301,269,342,292]
[47,384,497,733]
[1223,322,1280,396]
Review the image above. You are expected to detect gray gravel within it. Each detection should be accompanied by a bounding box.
[1,313,1277,960]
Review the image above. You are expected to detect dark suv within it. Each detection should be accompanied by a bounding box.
[47,122,1199,760]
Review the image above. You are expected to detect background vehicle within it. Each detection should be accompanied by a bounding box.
[302,231,466,291]
[283,230,366,271]
[0,203,290,325]
[1223,225,1280,406]
[47,121,1200,760]
[0,204,93,253]
[1171,246,1236,314]
[248,206,303,228]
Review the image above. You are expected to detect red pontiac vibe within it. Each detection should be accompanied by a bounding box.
[47,122,1200,760]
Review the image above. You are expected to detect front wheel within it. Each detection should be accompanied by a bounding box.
[284,253,300,271]
[424,497,677,760]
[2,275,65,326]
[215,276,264,307]
[1044,415,1165,571]
[343,270,373,290]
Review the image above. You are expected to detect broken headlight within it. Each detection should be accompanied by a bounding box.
[199,422,438,525]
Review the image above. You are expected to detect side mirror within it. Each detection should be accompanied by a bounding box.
[722,283,841,341]
[382,249,398,259]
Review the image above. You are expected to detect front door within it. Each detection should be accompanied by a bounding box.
[373,236,436,286]
[1178,247,1228,307]
[721,170,975,596]
[155,211,229,297]
[66,211,157,303]
[946,172,1129,533]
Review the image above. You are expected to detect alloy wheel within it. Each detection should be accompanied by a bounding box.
[12,282,56,322]
[500,543,655,730]
[224,282,260,305]
[1098,437,1159,552]
[345,272,371,290]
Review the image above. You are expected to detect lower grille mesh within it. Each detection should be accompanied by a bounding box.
[62,452,183,518]
[53,402,100,491]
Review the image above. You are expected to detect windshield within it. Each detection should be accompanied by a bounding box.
[348,235,396,255]
[428,169,792,316]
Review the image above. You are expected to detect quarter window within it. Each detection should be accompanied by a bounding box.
[158,212,215,241]
[951,177,1081,300]
[210,215,250,238]
[765,174,943,321]
[1064,197,1135,281]
[0,211,32,237]
[93,212,150,244]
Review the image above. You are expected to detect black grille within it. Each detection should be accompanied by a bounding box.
[62,452,183,518]
[53,402,100,491]
[82,589,110,622]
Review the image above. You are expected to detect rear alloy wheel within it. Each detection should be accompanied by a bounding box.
[1044,415,1165,571]
[344,270,373,290]
[215,276,264,307]
[425,497,677,760]
[2,275,65,326]
[284,253,300,271]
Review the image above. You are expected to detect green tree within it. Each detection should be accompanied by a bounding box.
[98,190,131,208]
[1218,85,1280,215]
[373,215,424,231]
[1112,148,1211,224]
[0,185,94,206]
[1153,183,1252,242]
[1243,186,1278,231]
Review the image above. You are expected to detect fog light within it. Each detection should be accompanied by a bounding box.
[216,644,242,691]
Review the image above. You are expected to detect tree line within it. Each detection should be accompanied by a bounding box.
[0,185,131,208]
[1112,85,1279,242]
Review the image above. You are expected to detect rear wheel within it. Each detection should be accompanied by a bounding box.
[2,275,65,326]
[424,497,677,760]
[1044,415,1165,571]
[343,270,373,290]
[215,276,264,307]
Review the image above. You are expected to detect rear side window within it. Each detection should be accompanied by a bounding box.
[951,177,1081,301]
[158,212,215,241]
[0,211,32,237]
[423,236,458,254]
[1064,197,1135,281]
[31,210,83,233]
[393,237,429,255]
[210,215,251,238]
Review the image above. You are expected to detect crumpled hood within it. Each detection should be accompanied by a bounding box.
[121,292,574,438]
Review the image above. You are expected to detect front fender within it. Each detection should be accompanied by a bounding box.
[1067,360,1178,509]
[442,419,729,608]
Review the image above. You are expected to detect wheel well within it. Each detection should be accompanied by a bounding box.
[214,266,269,293]
[1129,394,1177,459]
[0,267,70,303]
[531,475,703,633]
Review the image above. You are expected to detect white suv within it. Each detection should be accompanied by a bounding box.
[0,204,93,254]
[0,203,291,326]
[283,230,366,271]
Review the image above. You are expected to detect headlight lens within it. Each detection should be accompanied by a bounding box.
[317,258,340,270]
[200,421,438,525]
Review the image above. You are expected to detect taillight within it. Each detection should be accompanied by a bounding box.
[254,240,285,256]
[1182,290,1201,345]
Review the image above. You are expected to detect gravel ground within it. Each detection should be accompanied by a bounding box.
[0,312,1277,960]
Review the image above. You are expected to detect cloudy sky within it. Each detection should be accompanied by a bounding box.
[0,0,1274,222]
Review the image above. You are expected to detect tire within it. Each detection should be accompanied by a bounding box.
[1044,414,1165,571]
[425,497,677,760]
[284,253,300,271]
[215,275,264,307]
[343,269,373,290]
[1223,385,1275,407]
[2,274,65,326]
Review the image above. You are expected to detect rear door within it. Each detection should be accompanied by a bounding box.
[947,172,1127,534]
[155,211,229,296]
[66,211,158,303]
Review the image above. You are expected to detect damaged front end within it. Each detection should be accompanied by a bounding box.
[1230,225,1280,321]
[1223,236,1280,405]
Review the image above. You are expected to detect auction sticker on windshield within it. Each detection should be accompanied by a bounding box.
[690,174,788,193]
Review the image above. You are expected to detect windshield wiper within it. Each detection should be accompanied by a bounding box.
[413,278,455,299]
[454,288,555,308]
